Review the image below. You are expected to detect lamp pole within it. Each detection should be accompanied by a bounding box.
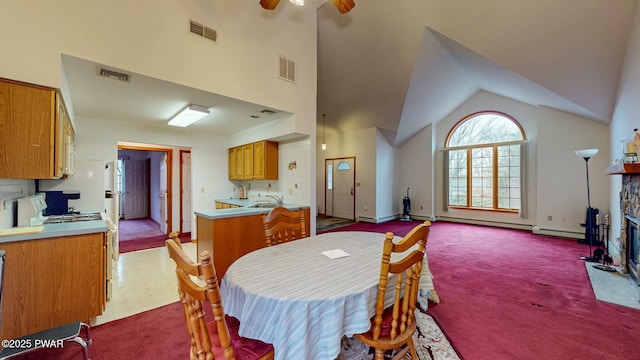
[575,149,598,261]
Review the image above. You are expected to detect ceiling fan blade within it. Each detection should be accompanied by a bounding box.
[332,0,355,13]
[260,0,281,10]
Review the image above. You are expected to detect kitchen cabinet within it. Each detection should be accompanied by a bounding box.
[253,140,278,180]
[215,201,241,209]
[0,232,106,340]
[0,78,73,179]
[234,145,245,180]
[196,207,310,278]
[244,143,254,179]
[227,140,278,180]
[228,148,237,180]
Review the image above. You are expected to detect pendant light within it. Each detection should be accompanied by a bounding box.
[321,114,327,150]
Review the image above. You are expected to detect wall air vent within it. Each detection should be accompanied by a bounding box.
[278,55,296,83]
[96,67,131,82]
[260,109,277,115]
[190,20,217,43]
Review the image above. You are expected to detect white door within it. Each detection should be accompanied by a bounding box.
[159,154,168,233]
[330,158,355,220]
[123,159,149,219]
[182,152,193,233]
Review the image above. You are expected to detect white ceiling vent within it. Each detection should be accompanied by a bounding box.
[278,55,296,83]
[96,67,132,82]
[190,20,217,43]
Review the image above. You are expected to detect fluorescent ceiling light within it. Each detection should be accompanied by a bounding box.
[168,104,210,127]
[289,0,304,5]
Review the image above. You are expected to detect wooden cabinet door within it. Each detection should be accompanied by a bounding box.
[254,141,266,179]
[0,80,57,179]
[254,140,279,180]
[228,148,236,180]
[235,146,244,179]
[244,143,254,179]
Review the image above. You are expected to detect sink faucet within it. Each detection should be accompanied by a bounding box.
[266,194,283,206]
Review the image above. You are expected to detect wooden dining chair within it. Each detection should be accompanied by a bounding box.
[354,221,431,360]
[166,239,275,360]
[261,206,306,246]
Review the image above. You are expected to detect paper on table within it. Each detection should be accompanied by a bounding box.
[321,249,350,259]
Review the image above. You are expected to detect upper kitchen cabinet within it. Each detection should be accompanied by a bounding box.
[253,140,278,180]
[243,143,254,180]
[0,78,74,179]
[228,148,237,180]
[227,140,278,181]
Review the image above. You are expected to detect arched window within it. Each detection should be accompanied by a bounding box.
[444,111,526,212]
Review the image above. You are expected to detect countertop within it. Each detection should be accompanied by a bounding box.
[198,201,309,220]
[0,218,109,243]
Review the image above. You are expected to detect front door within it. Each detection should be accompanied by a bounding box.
[326,157,355,220]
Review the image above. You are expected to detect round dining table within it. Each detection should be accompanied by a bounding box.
[220,231,434,360]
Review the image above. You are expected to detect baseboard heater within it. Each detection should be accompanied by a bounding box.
[531,226,583,240]
[437,216,533,231]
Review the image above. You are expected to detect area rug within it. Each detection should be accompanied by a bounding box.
[118,232,191,254]
[336,310,460,360]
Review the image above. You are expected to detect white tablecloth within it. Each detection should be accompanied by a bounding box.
[220,231,433,360]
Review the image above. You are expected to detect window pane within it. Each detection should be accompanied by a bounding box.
[448,149,467,206]
[446,114,524,211]
[447,113,524,147]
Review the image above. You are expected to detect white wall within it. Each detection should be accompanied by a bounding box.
[535,106,610,236]
[375,130,398,222]
[610,4,640,258]
[397,124,435,220]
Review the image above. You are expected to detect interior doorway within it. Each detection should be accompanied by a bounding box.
[118,144,173,240]
[324,157,356,220]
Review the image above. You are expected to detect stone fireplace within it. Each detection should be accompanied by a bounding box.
[619,174,640,284]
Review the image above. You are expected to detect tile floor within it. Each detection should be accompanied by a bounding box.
[92,242,197,326]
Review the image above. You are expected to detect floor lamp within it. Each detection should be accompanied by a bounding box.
[575,148,598,261]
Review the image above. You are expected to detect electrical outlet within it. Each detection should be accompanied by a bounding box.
[364,206,367,211]
[547,215,552,221]
[201,187,205,193]
[420,205,423,210]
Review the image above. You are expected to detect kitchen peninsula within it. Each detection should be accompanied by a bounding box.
[196,200,310,278]
[0,218,108,341]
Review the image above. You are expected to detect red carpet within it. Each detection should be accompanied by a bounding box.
[15,302,189,360]
[329,220,640,359]
[18,221,640,360]
[119,233,191,254]
[118,218,164,241]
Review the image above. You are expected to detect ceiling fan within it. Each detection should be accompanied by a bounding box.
[260,0,355,14]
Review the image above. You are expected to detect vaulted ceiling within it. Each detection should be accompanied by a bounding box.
[317,0,637,147]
